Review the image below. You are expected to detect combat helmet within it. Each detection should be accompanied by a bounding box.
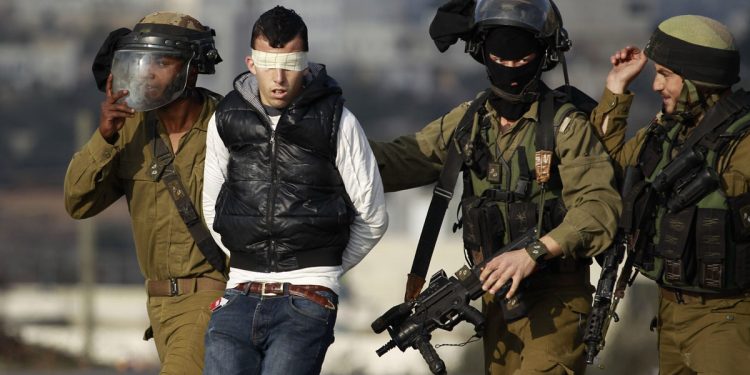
[645,15,739,88]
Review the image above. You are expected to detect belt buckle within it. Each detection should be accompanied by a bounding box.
[260,282,278,296]
[169,278,179,297]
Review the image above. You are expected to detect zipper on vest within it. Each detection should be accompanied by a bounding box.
[269,239,277,271]
[266,128,278,272]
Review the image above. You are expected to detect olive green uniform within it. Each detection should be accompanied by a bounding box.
[64,88,226,375]
[371,93,622,374]
[593,88,750,375]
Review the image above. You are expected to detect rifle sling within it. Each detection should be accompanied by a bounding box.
[148,114,226,273]
[409,90,491,279]
[678,90,750,156]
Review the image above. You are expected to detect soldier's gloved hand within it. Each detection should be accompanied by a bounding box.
[99,74,135,143]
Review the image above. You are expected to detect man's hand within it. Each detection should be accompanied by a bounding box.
[99,74,135,143]
[479,248,536,299]
[606,46,648,94]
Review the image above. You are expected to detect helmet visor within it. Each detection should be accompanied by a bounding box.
[111,49,190,111]
[475,0,556,38]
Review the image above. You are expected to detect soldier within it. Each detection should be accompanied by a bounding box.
[63,12,226,374]
[592,15,750,374]
[370,0,622,373]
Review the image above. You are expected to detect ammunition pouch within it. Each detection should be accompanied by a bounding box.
[506,199,566,241]
[461,196,505,266]
[658,206,697,286]
[508,202,537,242]
[462,192,567,266]
[651,201,750,291]
[696,209,728,289]
[729,192,750,288]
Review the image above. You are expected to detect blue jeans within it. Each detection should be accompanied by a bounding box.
[203,287,337,375]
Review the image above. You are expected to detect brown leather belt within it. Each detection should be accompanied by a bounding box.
[147,277,226,297]
[233,282,337,310]
[660,286,749,304]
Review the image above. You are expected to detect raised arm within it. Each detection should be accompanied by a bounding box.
[64,74,135,218]
[590,46,647,170]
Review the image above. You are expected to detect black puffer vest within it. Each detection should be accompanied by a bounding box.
[213,66,353,272]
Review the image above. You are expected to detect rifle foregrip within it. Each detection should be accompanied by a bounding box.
[415,336,446,375]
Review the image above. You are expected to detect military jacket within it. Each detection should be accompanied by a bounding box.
[371,89,621,259]
[64,88,225,283]
[593,88,750,292]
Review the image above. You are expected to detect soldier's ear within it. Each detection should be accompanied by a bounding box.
[245,56,256,75]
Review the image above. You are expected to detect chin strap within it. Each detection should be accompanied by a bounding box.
[558,48,572,100]
[490,83,539,104]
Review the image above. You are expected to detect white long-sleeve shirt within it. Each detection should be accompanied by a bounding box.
[202,107,388,295]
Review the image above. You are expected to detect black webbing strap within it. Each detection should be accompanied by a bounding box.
[680,90,750,155]
[147,114,227,273]
[536,89,556,154]
[409,90,491,279]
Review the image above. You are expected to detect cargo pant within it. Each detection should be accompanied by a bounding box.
[482,270,592,375]
[146,289,225,375]
[657,289,750,375]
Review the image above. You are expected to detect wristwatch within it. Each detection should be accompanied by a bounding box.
[525,240,549,263]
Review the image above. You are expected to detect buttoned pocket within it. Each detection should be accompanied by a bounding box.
[117,160,157,220]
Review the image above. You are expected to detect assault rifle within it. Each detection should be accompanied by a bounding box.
[583,166,654,364]
[371,228,538,375]
[582,234,632,364]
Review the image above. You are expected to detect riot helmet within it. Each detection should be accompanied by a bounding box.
[476,0,570,119]
[468,0,570,71]
[110,12,222,111]
[644,15,739,88]
[428,0,572,119]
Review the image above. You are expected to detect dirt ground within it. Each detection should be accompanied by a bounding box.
[0,329,155,375]
[0,330,85,369]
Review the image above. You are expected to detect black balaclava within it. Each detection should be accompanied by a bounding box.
[483,26,544,121]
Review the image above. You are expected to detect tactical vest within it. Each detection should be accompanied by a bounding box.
[456,86,593,268]
[634,91,750,293]
[212,70,353,273]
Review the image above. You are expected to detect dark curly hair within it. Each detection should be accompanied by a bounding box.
[251,6,309,51]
